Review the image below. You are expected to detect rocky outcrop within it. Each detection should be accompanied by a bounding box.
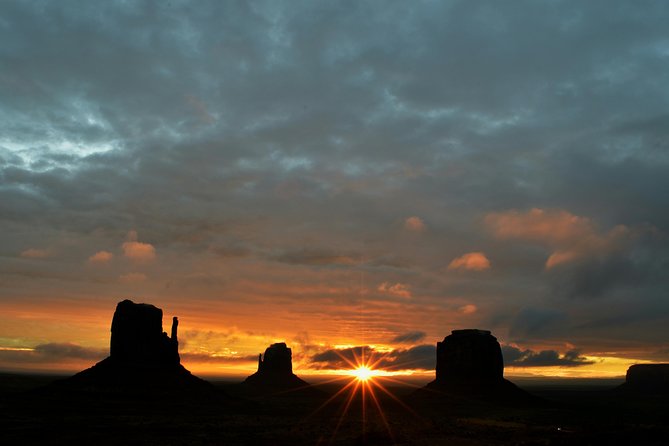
[53,299,209,393]
[243,343,308,390]
[425,329,534,403]
[619,364,669,394]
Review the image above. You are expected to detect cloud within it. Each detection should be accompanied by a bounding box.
[459,304,478,315]
[502,345,594,367]
[273,248,359,266]
[544,225,636,271]
[210,245,251,258]
[180,352,257,364]
[380,345,435,371]
[377,282,412,298]
[545,250,579,269]
[119,272,147,283]
[0,343,106,363]
[309,344,435,371]
[88,250,113,263]
[33,343,106,360]
[546,253,648,299]
[448,252,491,271]
[485,208,637,270]
[181,328,241,346]
[310,346,365,368]
[184,94,216,125]
[486,208,595,246]
[391,331,426,344]
[510,307,568,338]
[484,209,666,298]
[404,216,426,232]
[121,231,155,262]
[20,248,50,259]
[486,209,666,298]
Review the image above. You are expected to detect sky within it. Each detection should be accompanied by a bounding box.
[1,0,668,379]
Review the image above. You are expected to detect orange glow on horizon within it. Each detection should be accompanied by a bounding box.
[0,299,661,381]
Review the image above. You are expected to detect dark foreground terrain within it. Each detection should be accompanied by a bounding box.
[1,373,668,445]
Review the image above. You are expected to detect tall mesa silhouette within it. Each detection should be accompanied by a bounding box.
[51,299,210,393]
[425,329,535,403]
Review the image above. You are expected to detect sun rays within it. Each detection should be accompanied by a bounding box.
[302,347,423,443]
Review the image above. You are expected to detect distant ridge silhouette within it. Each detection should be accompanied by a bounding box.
[618,364,669,394]
[50,299,210,394]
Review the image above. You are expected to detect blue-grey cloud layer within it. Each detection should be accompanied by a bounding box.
[1,1,669,361]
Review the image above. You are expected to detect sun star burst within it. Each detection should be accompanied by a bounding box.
[306,347,422,444]
[351,365,374,381]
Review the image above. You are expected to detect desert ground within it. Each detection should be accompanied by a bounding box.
[1,373,668,445]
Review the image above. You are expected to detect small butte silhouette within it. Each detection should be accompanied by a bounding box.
[239,342,321,397]
[244,342,308,388]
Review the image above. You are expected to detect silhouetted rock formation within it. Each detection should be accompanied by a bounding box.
[110,299,180,365]
[425,329,535,404]
[258,342,293,374]
[52,299,210,394]
[243,343,308,390]
[435,329,503,384]
[619,364,669,394]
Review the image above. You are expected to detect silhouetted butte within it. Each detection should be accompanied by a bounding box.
[52,299,210,393]
[424,329,535,403]
[243,343,309,391]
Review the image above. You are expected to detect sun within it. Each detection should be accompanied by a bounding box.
[350,365,375,382]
